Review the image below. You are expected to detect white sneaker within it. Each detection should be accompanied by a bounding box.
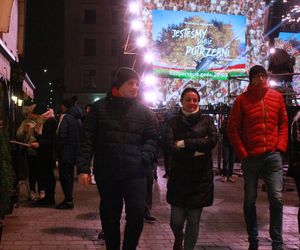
[39,190,45,199]
[30,191,37,201]
[221,176,228,182]
[90,175,96,185]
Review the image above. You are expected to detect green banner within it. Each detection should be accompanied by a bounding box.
[153,68,247,80]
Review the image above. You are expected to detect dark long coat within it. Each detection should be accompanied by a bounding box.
[165,110,218,209]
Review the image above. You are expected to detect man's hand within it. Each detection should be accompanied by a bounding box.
[79,173,90,187]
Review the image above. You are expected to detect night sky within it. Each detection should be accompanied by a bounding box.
[22,1,64,108]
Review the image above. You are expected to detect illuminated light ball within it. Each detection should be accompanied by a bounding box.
[143,74,157,86]
[269,80,278,87]
[144,52,154,63]
[129,2,140,14]
[144,91,158,103]
[131,20,142,31]
[270,48,276,54]
[136,36,147,47]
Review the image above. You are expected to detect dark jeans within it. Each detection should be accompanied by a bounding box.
[293,176,300,234]
[170,206,203,250]
[242,151,283,249]
[163,150,170,175]
[37,157,56,201]
[58,162,75,202]
[222,144,235,177]
[97,177,147,250]
[145,167,153,214]
[27,155,43,192]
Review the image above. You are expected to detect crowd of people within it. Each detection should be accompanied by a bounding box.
[15,66,300,250]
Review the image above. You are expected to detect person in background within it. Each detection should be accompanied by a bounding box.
[16,104,43,201]
[227,65,288,250]
[288,110,300,235]
[55,98,81,209]
[165,87,218,250]
[220,115,236,183]
[77,67,157,250]
[30,103,57,206]
[144,110,159,222]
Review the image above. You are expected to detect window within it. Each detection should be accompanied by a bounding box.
[84,38,96,56]
[83,69,96,89]
[84,9,96,24]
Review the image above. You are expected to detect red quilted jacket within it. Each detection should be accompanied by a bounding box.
[227,83,288,160]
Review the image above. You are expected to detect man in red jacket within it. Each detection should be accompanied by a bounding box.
[227,65,288,250]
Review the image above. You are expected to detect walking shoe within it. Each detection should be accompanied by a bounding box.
[98,230,105,240]
[221,176,227,182]
[38,190,45,199]
[56,201,74,209]
[90,174,96,185]
[33,197,55,206]
[30,191,37,201]
[144,214,156,222]
[228,177,236,183]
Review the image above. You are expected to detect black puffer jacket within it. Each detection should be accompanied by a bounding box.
[165,110,218,209]
[77,94,157,181]
[56,107,81,165]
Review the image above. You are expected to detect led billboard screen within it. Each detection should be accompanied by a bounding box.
[152,10,247,80]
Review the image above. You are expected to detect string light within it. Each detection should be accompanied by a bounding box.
[282,5,300,23]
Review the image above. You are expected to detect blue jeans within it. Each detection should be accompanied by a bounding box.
[242,151,283,249]
[170,206,203,250]
[223,144,235,177]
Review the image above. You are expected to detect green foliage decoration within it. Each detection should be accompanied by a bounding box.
[0,127,15,216]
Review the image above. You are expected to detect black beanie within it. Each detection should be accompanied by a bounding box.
[249,65,267,83]
[32,103,48,115]
[113,67,140,89]
[62,98,74,109]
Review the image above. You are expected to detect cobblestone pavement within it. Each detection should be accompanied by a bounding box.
[0,162,299,250]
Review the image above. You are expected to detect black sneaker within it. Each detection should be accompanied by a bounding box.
[56,201,74,210]
[33,197,55,206]
[98,230,105,240]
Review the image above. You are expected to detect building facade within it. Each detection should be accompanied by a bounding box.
[64,0,127,105]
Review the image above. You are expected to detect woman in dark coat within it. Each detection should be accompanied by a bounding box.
[165,87,218,250]
[288,110,300,234]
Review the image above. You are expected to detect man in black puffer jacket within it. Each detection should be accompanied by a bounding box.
[77,67,157,250]
[56,98,81,209]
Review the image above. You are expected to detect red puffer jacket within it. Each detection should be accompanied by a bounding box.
[227,84,288,160]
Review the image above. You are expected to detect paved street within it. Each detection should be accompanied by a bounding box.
[0,161,299,250]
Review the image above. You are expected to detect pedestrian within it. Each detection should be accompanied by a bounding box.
[16,105,43,202]
[164,87,218,250]
[55,98,81,209]
[77,67,157,250]
[144,111,159,222]
[30,103,57,206]
[288,110,300,235]
[220,115,236,183]
[227,65,288,250]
